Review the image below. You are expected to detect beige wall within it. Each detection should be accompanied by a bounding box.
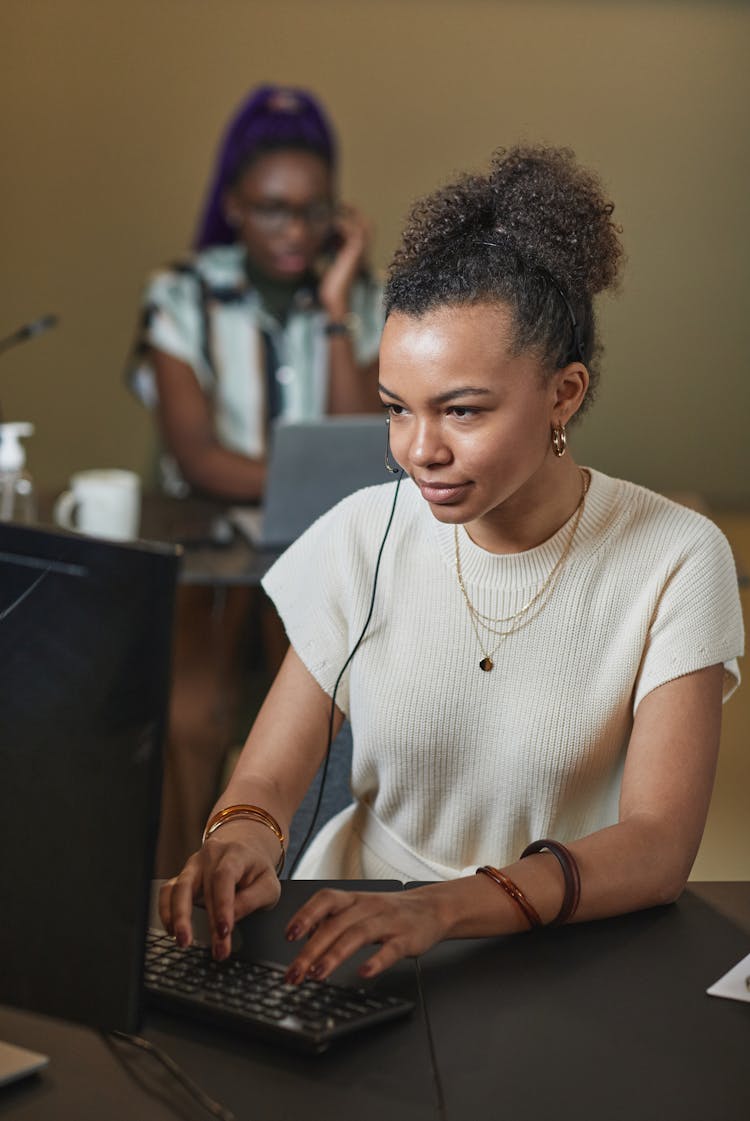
[1,2,747,878]
[1,0,748,500]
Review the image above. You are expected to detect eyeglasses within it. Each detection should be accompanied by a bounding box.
[241,200,336,233]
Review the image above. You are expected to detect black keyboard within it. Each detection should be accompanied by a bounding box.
[144,929,415,1053]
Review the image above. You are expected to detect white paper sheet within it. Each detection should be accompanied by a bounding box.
[706,950,750,1003]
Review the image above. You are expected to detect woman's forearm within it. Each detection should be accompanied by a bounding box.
[429,813,691,944]
[207,646,344,842]
[172,440,267,502]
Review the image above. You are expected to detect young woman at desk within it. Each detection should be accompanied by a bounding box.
[161,146,743,982]
[127,84,383,875]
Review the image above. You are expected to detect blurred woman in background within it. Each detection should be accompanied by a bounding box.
[127,85,382,873]
[129,82,382,498]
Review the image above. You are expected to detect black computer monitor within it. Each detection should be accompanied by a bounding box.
[0,522,179,1032]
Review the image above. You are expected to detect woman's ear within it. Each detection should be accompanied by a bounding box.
[552,362,589,426]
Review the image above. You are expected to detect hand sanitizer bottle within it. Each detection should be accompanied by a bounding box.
[0,422,37,523]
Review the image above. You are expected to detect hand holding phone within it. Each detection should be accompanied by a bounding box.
[319,204,373,320]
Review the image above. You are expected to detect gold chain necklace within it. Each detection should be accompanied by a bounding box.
[455,469,589,671]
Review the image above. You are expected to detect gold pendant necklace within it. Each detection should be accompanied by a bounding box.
[455,470,589,671]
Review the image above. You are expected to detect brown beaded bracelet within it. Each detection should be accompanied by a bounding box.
[476,866,542,930]
[520,839,581,926]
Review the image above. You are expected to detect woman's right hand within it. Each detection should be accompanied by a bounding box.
[158,823,282,961]
[318,204,373,321]
[159,647,345,960]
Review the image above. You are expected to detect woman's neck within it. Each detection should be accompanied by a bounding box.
[244,255,314,323]
[466,458,588,555]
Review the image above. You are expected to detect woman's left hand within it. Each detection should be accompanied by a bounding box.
[318,204,372,320]
[283,886,449,984]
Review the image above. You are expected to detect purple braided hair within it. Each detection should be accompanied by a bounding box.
[194,84,337,250]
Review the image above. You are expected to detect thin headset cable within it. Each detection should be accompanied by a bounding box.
[549,279,585,363]
[99,476,402,1118]
[286,469,404,878]
[533,265,585,364]
[104,1031,235,1121]
[99,478,405,1114]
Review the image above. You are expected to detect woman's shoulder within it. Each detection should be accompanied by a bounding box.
[275,478,419,572]
[595,469,719,529]
[262,479,419,606]
[587,468,736,568]
[322,478,420,538]
[143,244,246,301]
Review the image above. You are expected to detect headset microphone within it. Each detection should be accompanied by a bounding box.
[384,415,401,474]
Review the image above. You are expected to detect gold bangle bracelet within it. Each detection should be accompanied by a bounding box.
[202,804,286,876]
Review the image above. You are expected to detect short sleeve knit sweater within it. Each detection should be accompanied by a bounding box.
[262,470,744,881]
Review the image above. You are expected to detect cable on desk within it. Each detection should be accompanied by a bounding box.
[414,957,449,1121]
[0,567,50,621]
[104,1031,235,1121]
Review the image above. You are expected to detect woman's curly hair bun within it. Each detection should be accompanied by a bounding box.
[486,146,622,297]
[385,145,624,414]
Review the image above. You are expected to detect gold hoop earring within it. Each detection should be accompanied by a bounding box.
[551,425,567,457]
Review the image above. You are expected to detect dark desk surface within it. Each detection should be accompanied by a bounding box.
[139,493,280,586]
[421,882,750,1121]
[1,882,748,1121]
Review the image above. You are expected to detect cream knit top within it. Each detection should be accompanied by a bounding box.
[262,470,743,881]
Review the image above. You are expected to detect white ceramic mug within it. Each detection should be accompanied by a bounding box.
[53,469,141,541]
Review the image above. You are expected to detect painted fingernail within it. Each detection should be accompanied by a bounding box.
[286,923,301,941]
[285,966,301,984]
[359,962,374,977]
[307,962,324,979]
[176,929,188,948]
[217,921,229,938]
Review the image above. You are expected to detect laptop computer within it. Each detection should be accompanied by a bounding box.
[229,415,392,550]
[0,1039,49,1088]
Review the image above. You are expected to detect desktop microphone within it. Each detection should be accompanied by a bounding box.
[0,314,59,357]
